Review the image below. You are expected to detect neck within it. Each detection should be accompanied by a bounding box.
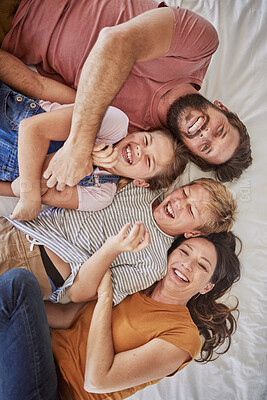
[157,82,198,126]
[146,281,190,306]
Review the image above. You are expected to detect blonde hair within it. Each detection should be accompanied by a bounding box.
[188,178,237,234]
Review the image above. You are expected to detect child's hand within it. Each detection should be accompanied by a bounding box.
[106,222,151,255]
[91,142,119,169]
[10,198,41,221]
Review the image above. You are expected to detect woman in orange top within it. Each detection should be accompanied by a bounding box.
[0,231,240,400]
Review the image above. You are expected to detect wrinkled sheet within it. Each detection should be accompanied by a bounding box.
[129,1,267,399]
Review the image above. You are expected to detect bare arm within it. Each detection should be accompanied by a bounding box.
[43,7,175,190]
[10,106,74,220]
[0,49,76,103]
[84,271,190,393]
[45,300,85,329]
[67,222,150,303]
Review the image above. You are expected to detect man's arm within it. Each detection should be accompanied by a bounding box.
[43,7,175,190]
[0,49,76,103]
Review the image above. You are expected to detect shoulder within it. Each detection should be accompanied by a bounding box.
[168,6,219,56]
[96,106,129,143]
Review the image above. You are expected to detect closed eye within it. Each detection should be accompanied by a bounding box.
[199,263,207,271]
[180,248,189,255]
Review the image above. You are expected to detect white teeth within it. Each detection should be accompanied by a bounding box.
[125,145,133,164]
[165,202,174,218]
[188,116,204,133]
[174,269,189,282]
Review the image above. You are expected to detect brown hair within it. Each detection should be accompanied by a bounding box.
[187,110,252,182]
[168,231,241,363]
[117,129,188,192]
[145,130,188,190]
[188,177,237,234]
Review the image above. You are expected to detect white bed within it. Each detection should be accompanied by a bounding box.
[128,1,267,399]
[0,1,266,399]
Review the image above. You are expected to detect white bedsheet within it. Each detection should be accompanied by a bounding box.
[129,1,267,399]
[0,1,266,399]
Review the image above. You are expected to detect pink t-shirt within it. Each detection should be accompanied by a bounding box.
[39,102,129,211]
[2,0,219,132]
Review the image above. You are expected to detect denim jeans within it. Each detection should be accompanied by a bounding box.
[0,81,64,181]
[0,269,58,400]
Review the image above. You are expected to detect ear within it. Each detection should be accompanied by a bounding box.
[133,179,150,188]
[213,100,229,112]
[200,282,215,295]
[183,231,202,239]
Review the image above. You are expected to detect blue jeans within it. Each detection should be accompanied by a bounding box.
[0,82,64,181]
[0,269,58,400]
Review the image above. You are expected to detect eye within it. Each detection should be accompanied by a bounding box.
[144,136,148,146]
[180,248,188,255]
[183,188,187,197]
[217,128,223,136]
[199,263,207,271]
[147,157,151,168]
[201,144,210,152]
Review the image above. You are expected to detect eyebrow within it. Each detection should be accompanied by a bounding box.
[184,244,212,267]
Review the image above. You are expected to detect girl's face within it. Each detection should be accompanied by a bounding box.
[162,238,217,303]
[110,131,174,182]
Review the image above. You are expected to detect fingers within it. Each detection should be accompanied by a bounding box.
[92,142,107,152]
[122,222,150,252]
[45,174,58,189]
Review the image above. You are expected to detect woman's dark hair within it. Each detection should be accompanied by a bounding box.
[187,110,252,182]
[168,231,241,363]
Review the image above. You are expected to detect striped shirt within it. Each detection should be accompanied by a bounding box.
[7,183,174,305]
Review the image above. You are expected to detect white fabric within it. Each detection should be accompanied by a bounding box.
[128,1,267,400]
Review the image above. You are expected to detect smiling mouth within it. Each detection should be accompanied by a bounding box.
[165,202,174,218]
[188,116,205,135]
[174,269,189,282]
[124,145,133,164]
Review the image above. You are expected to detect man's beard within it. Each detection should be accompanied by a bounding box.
[166,93,213,141]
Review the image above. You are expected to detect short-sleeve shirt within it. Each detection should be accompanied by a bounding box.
[51,291,201,400]
[2,0,219,131]
[6,183,174,304]
[40,102,129,211]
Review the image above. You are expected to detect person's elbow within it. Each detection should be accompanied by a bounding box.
[96,26,136,62]
[84,374,110,394]
[67,286,96,303]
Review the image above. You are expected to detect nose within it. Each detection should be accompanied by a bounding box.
[174,197,187,210]
[199,125,212,140]
[136,145,142,158]
[181,261,192,272]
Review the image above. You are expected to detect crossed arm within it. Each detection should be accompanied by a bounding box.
[46,222,190,393]
[42,7,175,189]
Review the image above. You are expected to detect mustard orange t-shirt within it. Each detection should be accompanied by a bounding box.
[51,292,201,400]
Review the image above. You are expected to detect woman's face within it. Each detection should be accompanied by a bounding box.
[163,237,217,302]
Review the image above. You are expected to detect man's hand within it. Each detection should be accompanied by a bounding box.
[43,142,93,190]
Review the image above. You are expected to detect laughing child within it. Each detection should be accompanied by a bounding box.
[0,82,187,220]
